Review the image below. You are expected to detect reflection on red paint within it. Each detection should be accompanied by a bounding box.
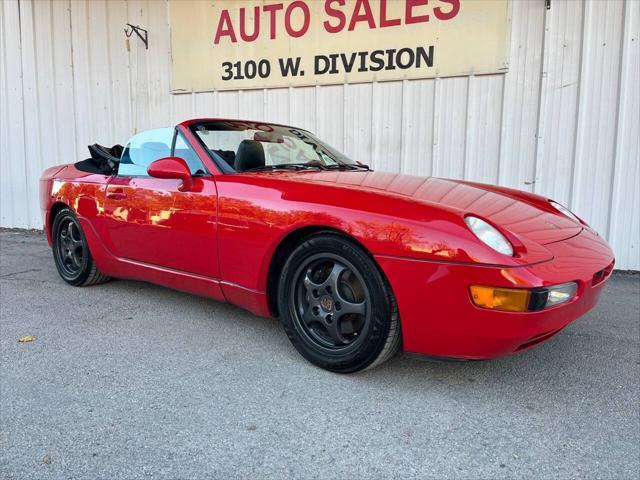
[38,118,615,360]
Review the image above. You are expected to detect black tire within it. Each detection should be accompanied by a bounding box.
[51,208,110,286]
[278,233,401,373]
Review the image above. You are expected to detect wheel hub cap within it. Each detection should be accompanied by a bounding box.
[319,295,334,311]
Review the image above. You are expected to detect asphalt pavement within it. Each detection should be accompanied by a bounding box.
[1,231,639,479]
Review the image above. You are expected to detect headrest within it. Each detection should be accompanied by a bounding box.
[234,140,265,172]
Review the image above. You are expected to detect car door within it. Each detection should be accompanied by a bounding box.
[99,127,219,279]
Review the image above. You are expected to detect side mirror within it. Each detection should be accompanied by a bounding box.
[147,157,193,192]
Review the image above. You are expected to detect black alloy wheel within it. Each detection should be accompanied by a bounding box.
[51,208,110,286]
[55,216,86,277]
[278,233,401,373]
[294,254,370,349]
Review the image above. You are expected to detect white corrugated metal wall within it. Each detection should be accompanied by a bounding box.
[1,0,638,269]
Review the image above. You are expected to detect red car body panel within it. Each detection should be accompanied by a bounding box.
[39,119,615,359]
[377,227,613,358]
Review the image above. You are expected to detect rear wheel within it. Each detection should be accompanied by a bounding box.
[278,233,400,373]
[51,208,110,286]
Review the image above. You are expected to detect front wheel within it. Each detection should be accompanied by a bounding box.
[278,233,401,373]
[51,208,110,286]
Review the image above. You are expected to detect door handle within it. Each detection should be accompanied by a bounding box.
[106,188,127,200]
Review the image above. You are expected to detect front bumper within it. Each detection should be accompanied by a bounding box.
[375,228,614,359]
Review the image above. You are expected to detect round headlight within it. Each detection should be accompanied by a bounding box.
[464,216,514,256]
[549,200,581,223]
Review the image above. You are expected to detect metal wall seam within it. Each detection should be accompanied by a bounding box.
[608,0,640,269]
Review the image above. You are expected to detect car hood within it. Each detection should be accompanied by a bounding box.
[281,170,582,245]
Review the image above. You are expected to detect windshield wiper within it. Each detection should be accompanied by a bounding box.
[243,163,324,172]
[323,163,371,171]
[243,162,371,173]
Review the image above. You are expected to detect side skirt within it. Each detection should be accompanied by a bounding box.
[76,216,270,317]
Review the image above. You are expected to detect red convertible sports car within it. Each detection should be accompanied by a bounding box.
[40,119,614,372]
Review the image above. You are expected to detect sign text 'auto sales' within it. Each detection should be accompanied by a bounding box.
[169,0,508,92]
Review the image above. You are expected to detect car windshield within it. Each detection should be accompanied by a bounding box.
[191,120,356,173]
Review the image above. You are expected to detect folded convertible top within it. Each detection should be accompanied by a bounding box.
[75,144,123,175]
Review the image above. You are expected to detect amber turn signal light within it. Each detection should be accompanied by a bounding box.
[469,285,531,312]
[470,282,578,312]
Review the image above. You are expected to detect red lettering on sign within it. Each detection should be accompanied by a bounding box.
[263,3,284,40]
[434,0,460,21]
[323,0,346,34]
[240,6,260,42]
[406,0,430,25]
[380,0,401,28]
[285,1,311,38]
[213,0,461,44]
[348,0,376,31]
[214,10,237,44]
